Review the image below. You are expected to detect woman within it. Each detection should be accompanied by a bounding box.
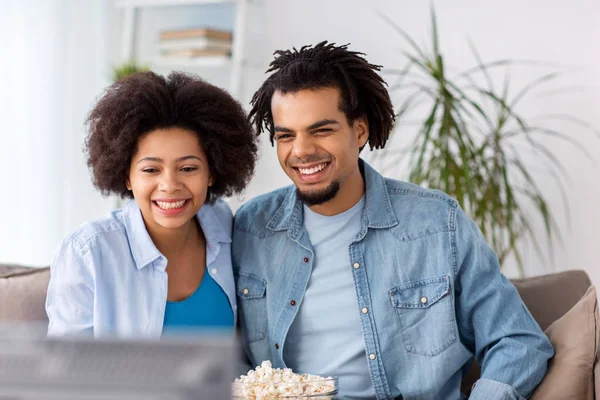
[46,71,258,337]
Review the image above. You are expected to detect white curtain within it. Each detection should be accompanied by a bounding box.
[0,0,115,266]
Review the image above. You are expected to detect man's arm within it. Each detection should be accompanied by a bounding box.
[453,206,553,399]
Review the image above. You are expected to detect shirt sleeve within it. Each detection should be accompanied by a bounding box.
[45,235,94,336]
[453,206,554,399]
[469,379,526,400]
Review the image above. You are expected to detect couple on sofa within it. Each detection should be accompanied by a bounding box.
[45,42,554,399]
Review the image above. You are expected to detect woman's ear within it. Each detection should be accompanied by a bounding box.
[208,174,215,187]
[126,179,132,191]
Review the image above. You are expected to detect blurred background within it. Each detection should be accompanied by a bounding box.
[0,0,598,285]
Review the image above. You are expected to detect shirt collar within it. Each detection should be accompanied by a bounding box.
[123,200,232,270]
[266,159,398,235]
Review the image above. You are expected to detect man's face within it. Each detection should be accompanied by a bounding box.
[271,87,368,207]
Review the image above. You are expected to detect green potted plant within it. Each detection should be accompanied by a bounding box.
[111,61,150,82]
[378,8,598,276]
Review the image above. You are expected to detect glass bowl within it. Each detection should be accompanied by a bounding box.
[231,376,338,399]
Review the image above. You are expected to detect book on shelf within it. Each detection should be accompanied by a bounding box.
[159,48,231,58]
[158,37,232,52]
[159,28,233,42]
[155,55,230,66]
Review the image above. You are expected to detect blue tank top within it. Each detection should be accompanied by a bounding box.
[163,270,234,331]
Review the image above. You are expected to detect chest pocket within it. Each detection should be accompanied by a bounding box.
[236,273,267,343]
[390,275,457,356]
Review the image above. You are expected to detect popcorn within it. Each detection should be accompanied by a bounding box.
[232,360,337,399]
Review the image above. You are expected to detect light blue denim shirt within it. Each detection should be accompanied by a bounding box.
[46,199,236,338]
[232,160,553,400]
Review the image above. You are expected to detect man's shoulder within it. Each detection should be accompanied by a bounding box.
[384,178,457,206]
[233,186,294,235]
[382,177,459,228]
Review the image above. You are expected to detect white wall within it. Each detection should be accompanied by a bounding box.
[236,0,600,282]
[0,1,115,267]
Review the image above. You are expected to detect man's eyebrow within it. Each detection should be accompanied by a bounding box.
[136,155,202,164]
[307,119,339,130]
[273,119,340,133]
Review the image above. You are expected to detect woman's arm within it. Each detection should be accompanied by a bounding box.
[46,236,94,336]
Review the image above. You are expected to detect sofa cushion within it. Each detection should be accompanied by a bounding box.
[0,264,50,322]
[530,285,599,399]
[462,270,593,395]
[512,270,592,331]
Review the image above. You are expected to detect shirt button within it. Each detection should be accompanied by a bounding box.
[353,262,360,269]
[369,353,376,360]
[290,300,297,306]
[211,268,217,274]
[303,257,309,263]
[243,288,249,295]
[421,296,428,304]
[361,307,368,314]
[275,343,280,349]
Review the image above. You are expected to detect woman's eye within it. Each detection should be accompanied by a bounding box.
[181,167,197,172]
[142,168,158,173]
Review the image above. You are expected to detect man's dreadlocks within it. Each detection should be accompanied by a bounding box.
[249,41,395,150]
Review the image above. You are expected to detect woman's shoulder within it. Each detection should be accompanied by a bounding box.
[203,199,233,225]
[52,210,130,278]
[64,209,127,250]
[199,199,233,241]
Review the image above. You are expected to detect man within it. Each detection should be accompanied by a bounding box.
[232,42,553,399]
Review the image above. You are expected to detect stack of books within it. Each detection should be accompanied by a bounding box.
[157,27,233,63]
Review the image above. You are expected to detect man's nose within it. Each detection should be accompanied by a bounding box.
[291,134,317,160]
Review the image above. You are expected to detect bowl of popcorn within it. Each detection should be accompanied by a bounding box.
[232,360,338,399]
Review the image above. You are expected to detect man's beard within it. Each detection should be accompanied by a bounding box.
[296,180,340,206]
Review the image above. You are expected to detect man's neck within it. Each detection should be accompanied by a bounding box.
[308,167,365,217]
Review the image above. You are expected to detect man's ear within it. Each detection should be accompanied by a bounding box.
[354,116,369,149]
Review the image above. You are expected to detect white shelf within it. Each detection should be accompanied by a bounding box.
[115,0,235,8]
[117,0,248,99]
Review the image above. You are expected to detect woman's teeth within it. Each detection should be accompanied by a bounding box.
[298,163,327,175]
[155,200,187,210]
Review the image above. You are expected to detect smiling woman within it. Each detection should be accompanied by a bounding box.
[45,71,258,337]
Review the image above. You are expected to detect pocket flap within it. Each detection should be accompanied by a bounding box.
[390,275,450,309]
[236,273,266,299]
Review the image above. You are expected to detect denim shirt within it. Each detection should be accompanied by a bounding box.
[232,160,553,400]
[46,199,236,338]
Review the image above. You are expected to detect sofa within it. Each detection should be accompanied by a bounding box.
[0,264,598,398]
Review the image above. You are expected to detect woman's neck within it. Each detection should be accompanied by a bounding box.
[146,218,202,259]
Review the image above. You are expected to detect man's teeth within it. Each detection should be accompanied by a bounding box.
[156,200,187,210]
[298,164,327,175]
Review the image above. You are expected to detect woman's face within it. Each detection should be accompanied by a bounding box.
[126,127,213,233]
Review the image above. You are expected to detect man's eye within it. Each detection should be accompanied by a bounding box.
[314,128,331,134]
[181,167,197,172]
[276,134,292,140]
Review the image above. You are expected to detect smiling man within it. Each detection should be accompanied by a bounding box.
[232,42,553,399]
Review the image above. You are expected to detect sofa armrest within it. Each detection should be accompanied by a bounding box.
[0,264,50,322]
